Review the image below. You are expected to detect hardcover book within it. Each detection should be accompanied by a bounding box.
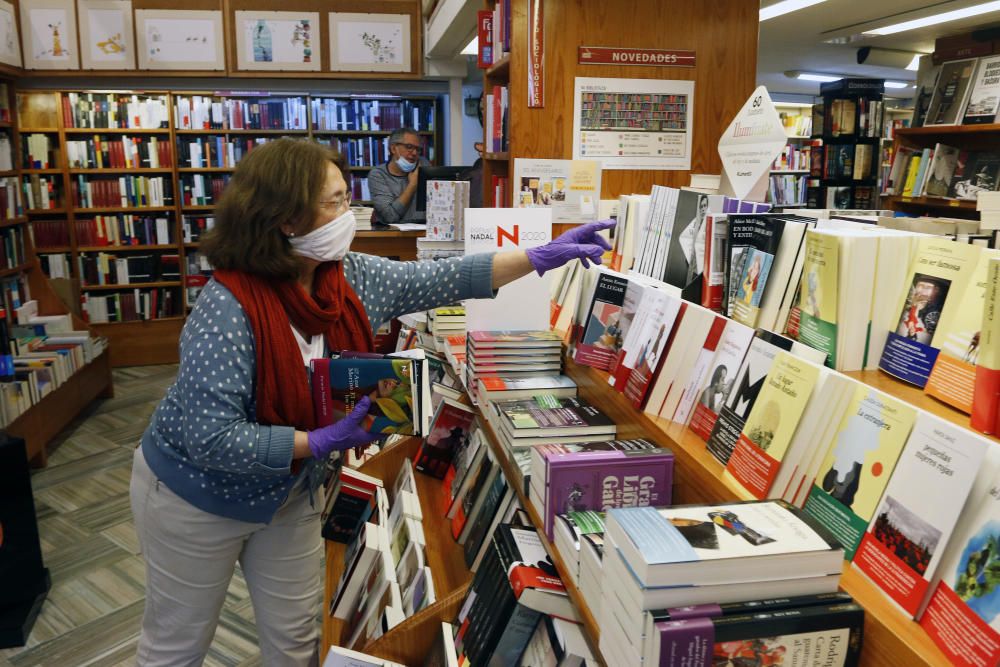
[803,384,918,560]
[918,445,1000,667]
[853,412,988,618]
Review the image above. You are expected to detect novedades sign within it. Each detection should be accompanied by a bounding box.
[578,47,696,67]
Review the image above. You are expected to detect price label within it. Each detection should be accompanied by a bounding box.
[949,200,960,207]
[902,197,912,203]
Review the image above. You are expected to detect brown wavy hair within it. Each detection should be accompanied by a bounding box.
[200,138,350,281]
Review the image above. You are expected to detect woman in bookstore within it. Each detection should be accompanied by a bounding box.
[128,137,612,665]
[368,127,431,224]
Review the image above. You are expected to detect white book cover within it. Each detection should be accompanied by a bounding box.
[918,445,1000,666]
[674,318,752,427]
[852,412,989,618]
[464,208,553,331]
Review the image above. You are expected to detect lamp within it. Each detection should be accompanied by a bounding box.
[856,47,925,69]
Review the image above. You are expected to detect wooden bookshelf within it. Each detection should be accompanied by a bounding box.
[19,89,445,365]
[321,436,472,664]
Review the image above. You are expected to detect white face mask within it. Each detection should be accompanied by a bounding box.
[289,209,357,262]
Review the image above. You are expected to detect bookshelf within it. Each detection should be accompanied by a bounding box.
[769,103,820,208]
[321,435,473,665]
[3,83,114,467]
[884,123,1000,220]
[813,78,885,210]
[18,90,443,366]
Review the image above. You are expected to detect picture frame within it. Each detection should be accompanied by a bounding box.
[78,0,134,70]
[328,12,410,73]
[234,10,320,72]
[135,9,224,71]
[20,0,79,70]
[0,0,21,68]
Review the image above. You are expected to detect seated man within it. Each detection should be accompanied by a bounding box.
[369,127,431,224]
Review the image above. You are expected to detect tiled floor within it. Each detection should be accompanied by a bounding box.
[0,365,268,667]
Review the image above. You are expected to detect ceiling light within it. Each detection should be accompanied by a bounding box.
[760,0,828,21]
[884,81,910,89]
[864,1,1000,36]
[461,36,478,56]
[906,54,922,71]
[798,73,841,82]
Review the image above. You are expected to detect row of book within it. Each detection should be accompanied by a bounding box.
[22,133,58,169]
[416,238,464,261]
[182,215,214,243]
[351,177,372,203]
[174,95,309,131]
[485,84,509,154]
[30,220,69,248]
[0,225,27,270]
[923,55,1000,127]
[777,110,812,137]
[816,96,886,138]
[81,287,180,323]
[325,136,392,168]
[0,177,19,219]
[62,92,170,130]
[807,183,878,210]
[70,175,172,209]
[177,135,274,169]
[477,0,511,67]
[72,215,174,247]
[184,251,213,306]
[770,141,815,172]
[38,253,69,279]
[180,174,230,207]
[310,98,436,132]
[767,173,808,206]
[22,175,58,210]
[0,133,11,171]
[65,135,172,170]
[78,252,179,286]
[885,142,999,201]
[822,142,876,181]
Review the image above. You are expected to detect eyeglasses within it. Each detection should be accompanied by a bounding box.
[393,142,423,155]
[318,193,351,211]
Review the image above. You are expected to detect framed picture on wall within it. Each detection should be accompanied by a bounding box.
[328,12,410,73]
[0,0,21,68]
[135,9,224,71]
[234,10,320,72]
[78,0,135,70]
[20,0,80,69]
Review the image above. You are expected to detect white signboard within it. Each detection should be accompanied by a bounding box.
[464,208,552,331]
[717,86,788,201]
[572,77,694,170]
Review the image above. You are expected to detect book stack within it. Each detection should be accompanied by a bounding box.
[528,438,673,539]
[599,500,846,665]
[486,394,616,454]
[416,237,464,260]
[427,306,465,337]
[552,509,604,587]
[465,330,563,403]
[322,646,405,667]
[322,467,383,543]
[352,206,373,231]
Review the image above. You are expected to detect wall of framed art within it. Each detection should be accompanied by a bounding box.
[6,0,424,78]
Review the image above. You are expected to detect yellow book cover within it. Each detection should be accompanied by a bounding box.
[901,155,922,197]
[723,351,821,499]
[797,230,840,368]
[803,384,917,559]
[926,248,1000,412]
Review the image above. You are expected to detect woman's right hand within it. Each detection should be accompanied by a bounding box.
[307,396,375,459]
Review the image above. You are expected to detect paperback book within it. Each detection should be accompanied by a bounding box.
[414,399,477,479]
[312,357,422,436]
[574,269,631,371]
[688,320,755,442]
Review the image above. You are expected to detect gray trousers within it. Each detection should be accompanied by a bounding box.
[129,447,322,666]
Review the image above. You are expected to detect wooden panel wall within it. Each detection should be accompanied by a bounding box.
[507,0,759,199]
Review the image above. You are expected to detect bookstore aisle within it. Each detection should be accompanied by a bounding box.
[0,365,268,667]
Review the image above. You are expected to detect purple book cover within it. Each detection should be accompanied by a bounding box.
[544,453,673,539]
[738,200,754,213]
[723,196,738,213]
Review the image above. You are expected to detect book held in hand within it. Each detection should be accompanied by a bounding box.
[312,356,424,436]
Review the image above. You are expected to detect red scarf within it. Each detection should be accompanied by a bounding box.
[214,263,374,431]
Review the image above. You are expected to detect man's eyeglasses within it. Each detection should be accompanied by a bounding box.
[393,142,423,155]
[318,194,351,211]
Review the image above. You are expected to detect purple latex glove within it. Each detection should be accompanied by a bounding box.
[525,219,616,276]
[308,396,375,459]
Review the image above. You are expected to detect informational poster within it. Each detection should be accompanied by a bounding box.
[464,208,552,331]
[512,158,601,223]
[572,77,693,170]
[717,86,787,202]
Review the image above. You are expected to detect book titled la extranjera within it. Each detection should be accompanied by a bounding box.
[311,356,422,436]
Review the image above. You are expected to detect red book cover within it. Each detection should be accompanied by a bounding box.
[62,96,73,128]
[477,10,493,68]
[492,85,502,152]
[970,365,1000,434]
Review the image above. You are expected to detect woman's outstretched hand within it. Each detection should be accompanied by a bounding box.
[525,219,616,276]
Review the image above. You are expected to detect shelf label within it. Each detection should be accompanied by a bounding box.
[578,47,696,67]
[949,200,960,206]
[528,0,544,108]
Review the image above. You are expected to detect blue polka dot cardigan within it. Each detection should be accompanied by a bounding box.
[140,251,496,524]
